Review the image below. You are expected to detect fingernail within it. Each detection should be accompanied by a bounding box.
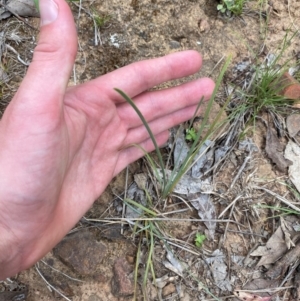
[40,0,58,26]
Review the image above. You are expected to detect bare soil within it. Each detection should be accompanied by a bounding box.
[1,0,300,300]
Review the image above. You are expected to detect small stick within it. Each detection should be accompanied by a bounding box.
[223,199,236,241]
[253,186,300,214]
[279,258,299,287]
[121,166,129,235]
[229,155,251,190]
[245,211,255,244]
[233,211,247,247]
[40,260,84,282]
[5,44,30,66]
[226,229,265,238]
[35,265,72,301]
[218,194,242,218]
[86,217,247,228]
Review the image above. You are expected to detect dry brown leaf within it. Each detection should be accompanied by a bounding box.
[233,279,279,301]
[233,291,271,301]
[265,244,300,279]
[250,227,287,266]
[280,217,295,249]
[265,127,292,172]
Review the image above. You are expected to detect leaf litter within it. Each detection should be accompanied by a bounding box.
[143,118,300,298]
[205,249,232,291]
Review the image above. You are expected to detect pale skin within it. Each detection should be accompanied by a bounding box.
[0,0,214,279]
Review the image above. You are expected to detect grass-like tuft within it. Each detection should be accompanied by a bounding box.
[115,57,231,199]
[228,30,299,129]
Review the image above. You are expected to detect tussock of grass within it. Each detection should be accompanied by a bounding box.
[115,57,231,199]
[115,58,232,300]
[228,30,298,129]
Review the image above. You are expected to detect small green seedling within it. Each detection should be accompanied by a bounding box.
[217,0,246,15]
[91,9,110,28]
[185,128,197,142]
[195,233,206,248]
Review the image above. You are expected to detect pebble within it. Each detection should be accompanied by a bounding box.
[277,72,300,101]
[54,230,107,276]
[162,283,176,297]
[169,40,181,49]
[287,114,300,138]
[199,19,210,32]
[111,258,134,297]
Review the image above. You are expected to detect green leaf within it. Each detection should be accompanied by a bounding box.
[217,4,224,10]
[185,128,197,142]
[195,233,206,247]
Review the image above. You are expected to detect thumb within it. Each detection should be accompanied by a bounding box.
[10,0,77,119]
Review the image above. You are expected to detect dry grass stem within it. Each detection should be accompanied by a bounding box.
[218,194,243,218]
[253,185,300,213]
[35,265,72,301]
[40,260,84,283]
[86,217,247,227]
[229,155,251,189]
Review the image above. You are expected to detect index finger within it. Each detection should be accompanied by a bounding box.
[76,50,203,103]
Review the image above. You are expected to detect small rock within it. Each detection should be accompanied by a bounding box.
[0,0,39,20]
[277,72,300,101]
[111,258,134,297]
[162,283,176,297]
[0,289,28,301]
[169,40,181,49]
[199,19,210,32]
[287,114,300,138]
[54,230,107,276]
[126,254,135,264]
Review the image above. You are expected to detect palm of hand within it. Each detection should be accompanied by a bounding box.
[0,0,214,278]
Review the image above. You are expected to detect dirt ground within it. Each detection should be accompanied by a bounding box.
[1,0,300,300]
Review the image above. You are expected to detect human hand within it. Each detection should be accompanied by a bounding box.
[0,0,214,279]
